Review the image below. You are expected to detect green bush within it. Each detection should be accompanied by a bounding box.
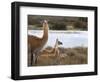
[74,21,87,30]
[51,22,66,30]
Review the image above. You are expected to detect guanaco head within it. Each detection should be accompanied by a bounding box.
[43,20,49,29]
[56,38,63,46]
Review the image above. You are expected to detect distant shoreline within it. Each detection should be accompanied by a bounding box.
[28,30,88,34]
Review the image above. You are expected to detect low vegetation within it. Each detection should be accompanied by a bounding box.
[28,47,88,66]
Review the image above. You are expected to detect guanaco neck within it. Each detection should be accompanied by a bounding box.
[42,23,48,42]
[54,40,57,48]
[50,39,58,53]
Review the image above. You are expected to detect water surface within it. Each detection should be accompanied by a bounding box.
[28,30,88,48]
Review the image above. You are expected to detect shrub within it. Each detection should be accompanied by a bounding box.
[51,22,66,30]
[74,21,87,30]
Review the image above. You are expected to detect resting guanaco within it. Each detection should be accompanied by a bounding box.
[41,38,62,57]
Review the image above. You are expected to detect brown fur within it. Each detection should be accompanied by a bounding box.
[28,20,49,66]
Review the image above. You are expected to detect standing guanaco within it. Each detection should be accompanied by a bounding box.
[28,20,49,66]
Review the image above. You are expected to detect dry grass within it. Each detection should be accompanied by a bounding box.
[28,47,88,66]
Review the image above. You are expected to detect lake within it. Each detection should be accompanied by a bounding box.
[28,30,88,48]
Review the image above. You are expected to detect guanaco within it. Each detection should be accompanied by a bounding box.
[41,38,62,55]
[28,20,49,66]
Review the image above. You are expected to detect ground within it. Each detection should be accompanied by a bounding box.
[28,47,88,66]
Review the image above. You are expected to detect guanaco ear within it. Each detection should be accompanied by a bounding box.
[40,20,48,24]
[56,38,58,42]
